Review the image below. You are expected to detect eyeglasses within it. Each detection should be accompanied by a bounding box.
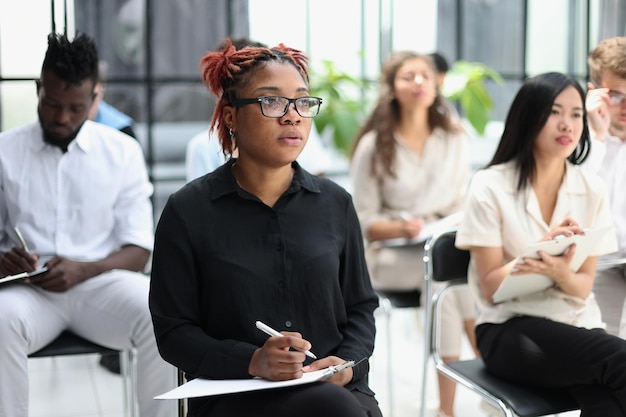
[609,92,626,106]
[232,96,323,118]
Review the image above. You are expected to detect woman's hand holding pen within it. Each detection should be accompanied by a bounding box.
[249,331,313,381]
[513,217,581,283]
[398,212,424,239]
[303,356,353,387]
[539,217,584,241]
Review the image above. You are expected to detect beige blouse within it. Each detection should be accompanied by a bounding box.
[350,128,470,231]
[350,128,470,290]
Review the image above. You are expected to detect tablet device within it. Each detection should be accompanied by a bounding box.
[492,226,612,303]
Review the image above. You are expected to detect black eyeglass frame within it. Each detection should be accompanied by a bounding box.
[232,96,323,118]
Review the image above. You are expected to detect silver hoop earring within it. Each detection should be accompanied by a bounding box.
[229,128,235,141]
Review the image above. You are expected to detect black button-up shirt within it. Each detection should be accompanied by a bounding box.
[149,159,378,399]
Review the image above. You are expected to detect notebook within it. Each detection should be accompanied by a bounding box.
[492,226,613,303]
[155,361,355,400]
[0,267,49,285]
[381,212,463,247]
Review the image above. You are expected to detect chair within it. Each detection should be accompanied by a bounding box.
[177,368,188,417]
[29,330,139,417]
[376,288,422,417]
[419,229,579,417]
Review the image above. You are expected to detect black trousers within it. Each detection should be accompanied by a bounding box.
[476,316,626,416]
[188,382,383,417]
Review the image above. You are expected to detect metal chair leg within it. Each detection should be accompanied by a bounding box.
[119,347,139,417]
[380,297,394,417]
[177,368,187,417]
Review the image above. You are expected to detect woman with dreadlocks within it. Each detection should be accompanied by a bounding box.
[149,39,382,417]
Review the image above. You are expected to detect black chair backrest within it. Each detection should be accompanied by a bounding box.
[431,231,470,283]
[376,289,421,308]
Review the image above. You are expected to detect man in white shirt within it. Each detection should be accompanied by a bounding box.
[0,33,174,417]
[585,36,626,338]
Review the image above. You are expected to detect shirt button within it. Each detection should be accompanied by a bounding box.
[275,243,284,251]
[279,280,285,288]
[285,321,292,328]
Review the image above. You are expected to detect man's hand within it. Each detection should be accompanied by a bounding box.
[586,82,611,141]
[27,256,87,292]
[0,247,38,277]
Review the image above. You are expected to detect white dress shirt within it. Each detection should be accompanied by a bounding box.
[583,135,626,260]
[0,120,154,264]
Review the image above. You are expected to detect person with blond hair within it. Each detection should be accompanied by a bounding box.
[585,36,626,338]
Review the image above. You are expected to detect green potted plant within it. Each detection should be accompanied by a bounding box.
[442,60,503,135]
[310,58,502,155]
[309,60,373,156]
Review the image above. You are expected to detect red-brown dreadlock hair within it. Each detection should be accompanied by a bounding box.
[199,39,309,156]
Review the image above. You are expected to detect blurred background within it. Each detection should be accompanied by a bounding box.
[0,0,625,220]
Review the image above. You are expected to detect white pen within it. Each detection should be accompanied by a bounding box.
[255,320,317,359]
[398,211,412,221]
[14,226,30,252]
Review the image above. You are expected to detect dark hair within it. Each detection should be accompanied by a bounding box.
[429,52,450,74]
[487,72,590,191]
[199,39,309,156]
[41,33,99,88]
[350,51,462,178]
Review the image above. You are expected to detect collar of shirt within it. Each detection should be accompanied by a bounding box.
[31,120,98,154]
[499,160,587,197]
[206,159,321,201]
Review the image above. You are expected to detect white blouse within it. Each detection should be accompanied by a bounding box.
[456,160,618,328]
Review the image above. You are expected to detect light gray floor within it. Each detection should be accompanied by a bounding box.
[27,305,581,417]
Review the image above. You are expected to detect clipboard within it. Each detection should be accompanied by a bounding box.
[0,267,49,285]
[155,361,356,400]
[492,226,613,303]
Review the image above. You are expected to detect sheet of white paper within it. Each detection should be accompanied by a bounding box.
[155,368,332,400]
[381,212,464,247]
